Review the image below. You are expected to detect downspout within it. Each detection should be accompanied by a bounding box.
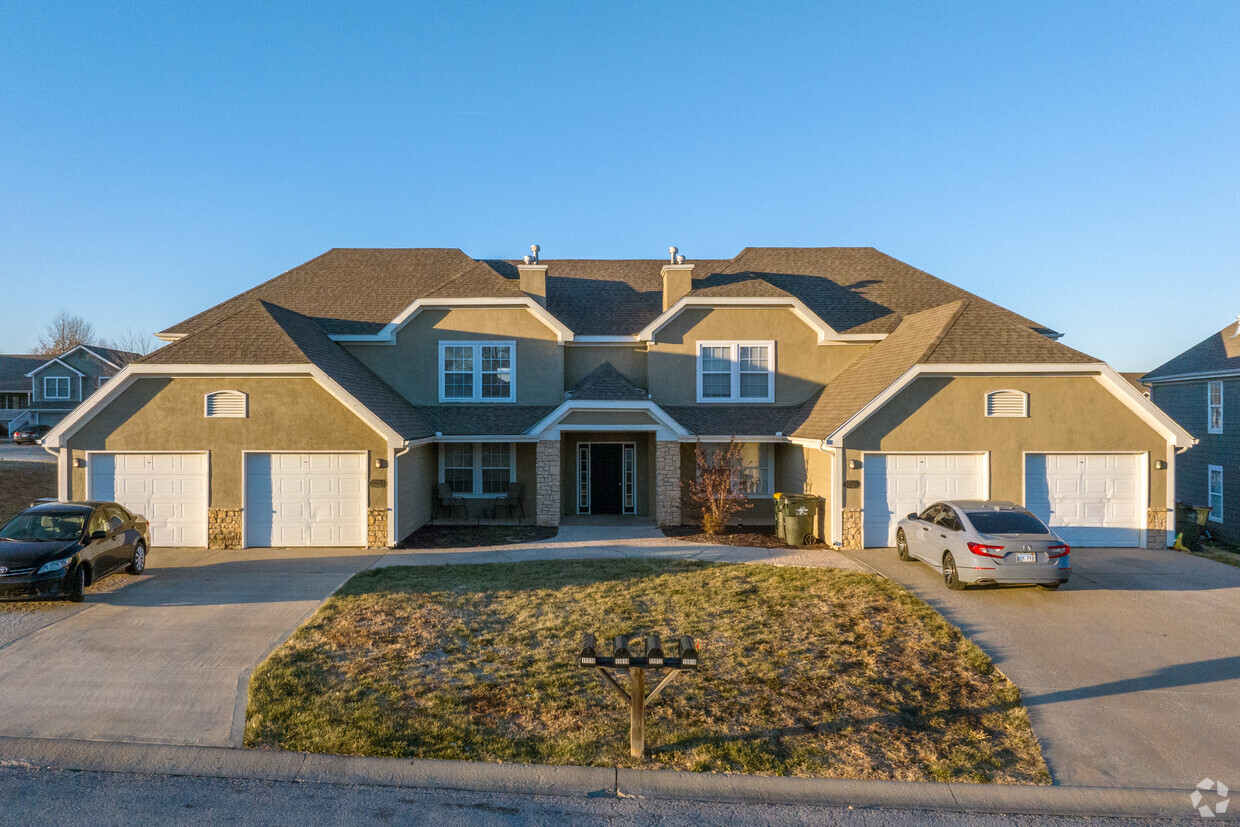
[44,443,67,502]
[822,438,844,547]
[389,440,413,547]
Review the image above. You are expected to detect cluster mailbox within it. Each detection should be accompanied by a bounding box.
[578,633,697,670]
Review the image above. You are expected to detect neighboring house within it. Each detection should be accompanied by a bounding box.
[1145,320,1240,542]
[43,247,1191,551]
[1120,373,1152,399]
[1,346,138,437]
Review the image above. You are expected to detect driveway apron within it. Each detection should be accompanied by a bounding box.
[850,546,1240,788]
[0,547,380,746]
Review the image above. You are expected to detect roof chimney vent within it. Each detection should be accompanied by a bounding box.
[668,246,678,263]
[519,247,548,307]
[530,244,540,264]
[522,255,531,264]
[675,254,685,264]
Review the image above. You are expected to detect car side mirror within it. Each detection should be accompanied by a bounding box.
[907,513,918,521]
[90,530,107,542]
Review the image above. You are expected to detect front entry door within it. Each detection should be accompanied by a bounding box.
[589,444,623,514]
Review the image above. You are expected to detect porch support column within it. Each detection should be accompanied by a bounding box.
[655,439,681,526]
[536,439,561,526]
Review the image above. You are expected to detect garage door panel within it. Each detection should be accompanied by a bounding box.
[245,453,368,548]
[1026,453,1142,547]
[89,453,208,548]
[863,453,986,547]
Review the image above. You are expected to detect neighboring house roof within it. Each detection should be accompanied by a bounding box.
[567,362,646,401]
[76,344,141,368]
[143,299,432,440]
[1145,319,1240,382]
[161,247,1060,341]
[1120,372,1151,397]
[0,355,44,393]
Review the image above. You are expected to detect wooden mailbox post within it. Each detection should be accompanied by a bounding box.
[577,632,699,758]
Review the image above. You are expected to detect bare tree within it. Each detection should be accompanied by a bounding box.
[104,328,159,359]
[688,437,753,534]
[35,311,96,356]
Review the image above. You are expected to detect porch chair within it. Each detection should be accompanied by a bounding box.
[437,483,467,521]
[492,482,524,522]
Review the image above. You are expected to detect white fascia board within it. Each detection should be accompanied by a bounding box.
[678,435,789,443]
[328,298,574,344]
[155,332,187,343]
[1094,365,1196,449]
[569,336,643,346]
[1143,368,1240,384]
[26,357,86,378]
[528,399,690,438]
[638,296,871,345]
[431,435,540,443]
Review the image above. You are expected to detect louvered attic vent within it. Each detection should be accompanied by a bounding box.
[205,390,248,418]
[985,389,1028,417]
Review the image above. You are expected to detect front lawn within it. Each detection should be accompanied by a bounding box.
[663,524,830,550]
[245,559,1048,783]
[0,460,55,525]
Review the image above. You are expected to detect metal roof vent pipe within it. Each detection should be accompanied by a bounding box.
[519,245,547,307]
[661,246,694,311]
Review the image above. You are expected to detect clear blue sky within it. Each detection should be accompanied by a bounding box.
[2,2,1236,370]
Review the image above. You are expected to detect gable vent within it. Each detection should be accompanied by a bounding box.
[985,389,1028,417]
[205,390,248,418]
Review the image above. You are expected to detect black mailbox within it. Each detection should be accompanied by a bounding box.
[644,635,664,666]
[580,633,597,665]
[613,635,631,665]
[677,636,698,668]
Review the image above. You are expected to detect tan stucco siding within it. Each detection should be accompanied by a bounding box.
[345,307,564,406]
[646,308,869,406]
[842,375,1169,511]
[67,377,389,509]
[775,444,833,538]
[396,443,435,541]
[560,432,652,517]
[564,345,648,390]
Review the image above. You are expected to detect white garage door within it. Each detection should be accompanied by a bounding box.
[89,453,208,547]
[863,453,986,547]
[1025,453,1143,547]
[245,453,367,547]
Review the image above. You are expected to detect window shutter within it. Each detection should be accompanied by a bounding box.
[205,391,247,418]
[985,390,1027,417]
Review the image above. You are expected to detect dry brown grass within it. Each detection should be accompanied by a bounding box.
[0,461,56,525]
[245,559,1049,783]
[663,524,830,550]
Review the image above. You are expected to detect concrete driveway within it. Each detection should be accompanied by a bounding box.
[0,547,381,746]
[849,545,1240,789]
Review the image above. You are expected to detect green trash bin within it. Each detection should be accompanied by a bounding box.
[773,492,786,540]
[781,494,820,547]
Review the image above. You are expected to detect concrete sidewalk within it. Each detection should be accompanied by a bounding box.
[374,524,870,572]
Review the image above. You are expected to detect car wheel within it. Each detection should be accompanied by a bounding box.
[896,529,912,561]
[67,565,86,603]
[1038,582,1061,591]
[127,542,146,575]
[942,552,966,591]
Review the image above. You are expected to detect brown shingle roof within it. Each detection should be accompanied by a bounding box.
[1145,320,1240,381]
[568,362,646,401]
[413,405,557,436]
[662,405,802,436]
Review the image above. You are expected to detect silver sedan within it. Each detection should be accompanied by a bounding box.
[894,500,1071,591]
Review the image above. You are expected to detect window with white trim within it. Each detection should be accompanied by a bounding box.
[439,341,514,402]
[696,342,774,402]
[1209,465,1224,523]
[1208,380,1223,434]
[204,390,248,418]
[985,389,1028,417]
[97,376,111,389]
[440,442,516,495]
[701,442,774,496]
[44,376,70,400]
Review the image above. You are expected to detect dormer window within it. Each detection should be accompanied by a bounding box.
[205,390,248,418]
[439,341,514,402]
[697,342,774,403]
[985,389,1028,417]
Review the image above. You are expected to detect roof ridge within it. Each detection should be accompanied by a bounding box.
[916,299,970,362]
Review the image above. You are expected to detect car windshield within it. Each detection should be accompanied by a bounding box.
[966,510,1051,535]
[0,512,87,542]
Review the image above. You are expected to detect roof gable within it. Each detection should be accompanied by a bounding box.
[1145,319,1240,381]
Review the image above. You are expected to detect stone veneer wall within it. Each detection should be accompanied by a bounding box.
[536,440,561,526]
[655,441,681,526]
[841,509,863,550]
[368,508,388,548]
[1147,507,1169,549]
[208,508,242,549]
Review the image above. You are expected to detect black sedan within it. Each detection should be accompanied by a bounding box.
[0,502,149,601]
[10,424,51,445]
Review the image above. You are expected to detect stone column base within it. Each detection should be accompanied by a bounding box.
[208,508,243,549]
[536,440,561,527]
[841,509,863,550]
[368,508,389,548]
[1147,507,1169,549]
[655,441,682,526]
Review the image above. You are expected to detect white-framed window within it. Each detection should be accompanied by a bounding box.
[97,376,111,389]
[696,341,774,403]
[985,389,1028,417]
[204,390,248,418]
[44,376,70,400]
[700,442,774,497]
[1209,465,1224,523]
[439,341,515,402]
[439,442,516,496]
[1208,380,1223,434]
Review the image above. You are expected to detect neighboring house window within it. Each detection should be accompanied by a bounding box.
[1209,381,1223,434]
[440,442,515,495]
[204,390,248,418]
[44,376,70,400]
[1209,465,1224,523]
[696,342,775,403]
[0,394,29,410]
[701,442,773,496]
[97,376,111,389]
[439,341,514,402]
[985,389,1028,417]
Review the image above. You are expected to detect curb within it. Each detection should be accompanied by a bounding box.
[0,735,1221,819]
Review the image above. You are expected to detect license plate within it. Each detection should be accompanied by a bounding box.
[1016,553,1036,563]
